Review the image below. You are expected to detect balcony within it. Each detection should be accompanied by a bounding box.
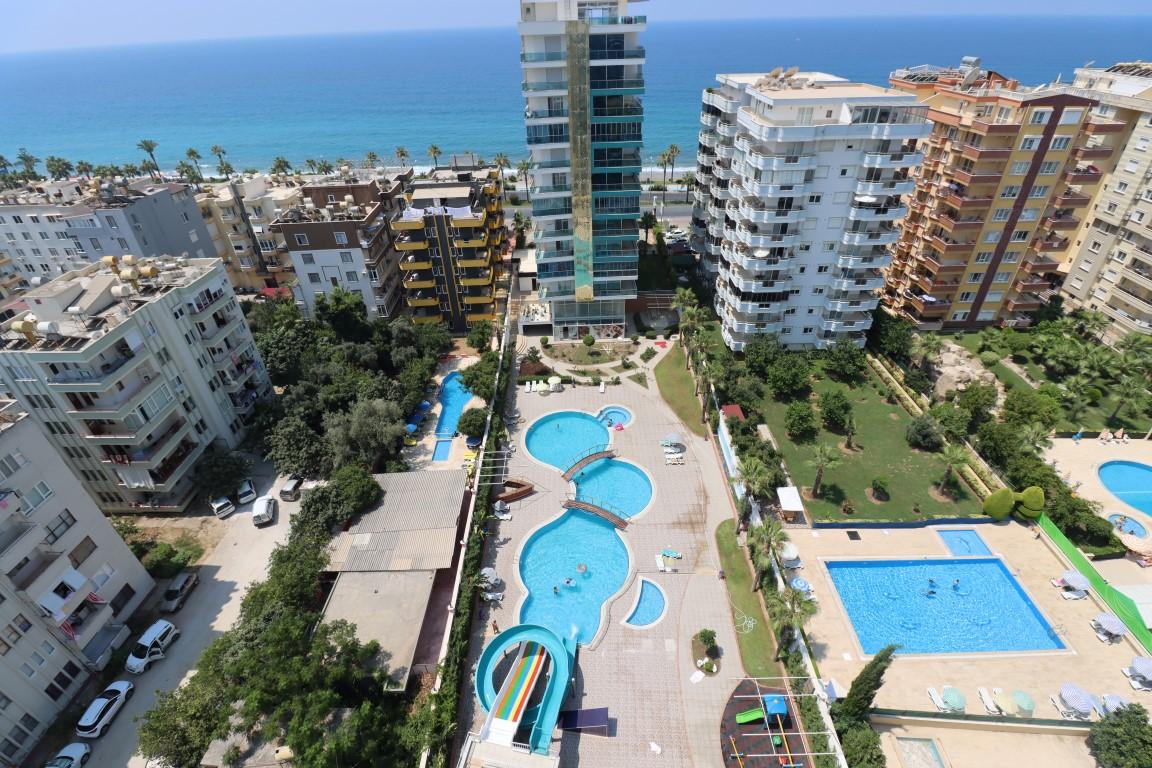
[1044,212,1080,230]
[921,252,968,274]
[8,547,64,592]
[831,276,885,292]
[958,143,1013,161]
[1015,277,1051,292]
[1006,295,1042,312]
[855,178,916,196]
[410,308,442,324]
[520,51,566,63]
[530,158,572,171]
[400,253,435,272]
[404,272,436,289]
[1055,189,1091,207]
[407,292,438,308]
[843,228,900,247]
[738,200,805,225]
[199,312,242,343]
[391,215,424,231]
[46,350,138,389]
[849,203,907,222]
[941,190,994,210]
[535,228,574,241]
[146,439,203,488]
[0,516,37,560]
[527,132,570,146]
[970,120,1022,135]
[741,178,806,198]
[65,372,164,419]
[744,151,816,172]
[1115,284,1152,312]
[1066,167,1103,184]
[951,166,1005,185]
[459,269,493,287]
[862,151,924,168]
[590,46,645,61]
[457,251,493,269]
[454,234,489,248]
[1073,145,1114,160]
[1021,257,1061,274]
[735,227,799,248]
[824,297,879,313]
[395,234,428,251]
[928,234,976,253]
[531,183,571,197]
[904,293,951,316]
[700,113,719,130]
[525,107,570,121]
[461,288,494,305]
[703,88,739,112]
[522,80,568,93]
[102,419,191,468]
[1084,120,1126,134]
[1033,236,1070,252]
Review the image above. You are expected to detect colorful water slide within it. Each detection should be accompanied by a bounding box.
[475,624,575,755]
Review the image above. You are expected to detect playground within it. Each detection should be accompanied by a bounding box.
[721,678,833,768]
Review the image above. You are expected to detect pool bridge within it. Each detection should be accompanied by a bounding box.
[561,446,617,481]
[562,496,630,529]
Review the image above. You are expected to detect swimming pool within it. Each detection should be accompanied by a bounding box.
[519,511,630,645]
[597,405,633,427]
[525,411,610,471]
[431,372,473,463]
[1099,461,1152,518]
[827,558,1064,654]
[624,578,666,628]
[572,458,653,518]
[1109,514,1148,538]
[938,529,992,556]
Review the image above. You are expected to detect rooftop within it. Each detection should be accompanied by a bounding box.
[0,178,191,210]
[720,71,905,102]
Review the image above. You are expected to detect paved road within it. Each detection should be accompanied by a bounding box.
[84,464,294,768]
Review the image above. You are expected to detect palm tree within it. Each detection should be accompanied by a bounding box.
[939,444,969,488]
[1111,374,1149,420]
[210,145,232,177]
[1075,311,1110,341]
[679,306,703,362]
[0,155,10,176]
[139,159,159,178]
[16,148,40,178]
[657,149,671,189]
[136,139,160,178]
[122,163,141,178]
[395,146,410,169]
[364,151,379,169]
[664,144,680,203]
[764,587,818,660]
[427,145,442,169]
[1064,397,1089,423]
[1019,423,1053,454]
[748,517,788,591]
[516,159,532,202]
[844,414,858,450]
[640,211,657,244]
[913,333,944,370]
[316,160,334,175]
[269,156,292,175]
[174,161,199,182]
[672,286,698,312]
[75,160,93,178]
[806,443,841,499]
[304,159,317,174]
[493,153,510,183]
[738,457,772,507]
[44,156,73,180]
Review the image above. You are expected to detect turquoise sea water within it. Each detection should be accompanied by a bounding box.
[4,18,1152,168]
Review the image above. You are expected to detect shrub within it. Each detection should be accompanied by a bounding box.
[1088,702,1152,768]
[640,347,657,363]
[983,487,1016,521]
[840,726,886,768]
[841,500,856,515]
[904,367,931,395]
[142,542,193,579]
[979,350,1002,367]
[1002,389,1062,430]
[832,644,899,724]
[696,628,717,652]
[905,413,944,451]
[456,407,488,439]
[466,320,493,352]
[645,329,657,340]
[824,340,868,382]
[631,334,640,344]
[871,476,890,500]
[611,376,621,385]
[582,334,596,347]
[819,389,853,431]
[1084,386,1104,404]
[784,401,818,440]
[540,335,549,348]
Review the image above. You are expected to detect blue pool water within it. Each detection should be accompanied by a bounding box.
[1100,461,1152,518]
[431,372,473,463]
[572,459,653,518]
[597,406,633,427]
[519,511,630,645]
[827,559,1064,654]
[624,579,666,627]
[432,440,453,462]
[525,411,610,470]
[1109,514,1148,538]
[938,529,992,557]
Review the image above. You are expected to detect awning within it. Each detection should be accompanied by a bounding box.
[777,486,804,513]
[761,694,788,716]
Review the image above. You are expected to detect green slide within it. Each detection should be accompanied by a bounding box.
[735,707,763,724]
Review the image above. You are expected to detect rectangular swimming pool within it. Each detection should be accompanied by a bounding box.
[827,558,1064,654]
[432,439,453,462]
[938,528,992,556]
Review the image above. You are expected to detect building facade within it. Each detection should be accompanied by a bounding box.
[196,175,302,294]
[0,257,270,514]
[691,71,929,351]
[518,0,645,339]
[882,58,1113,329]
[1058,63,1152,340]
[397,167,505,331]
[0,401,152,767]
[272,174,411,319]
[0,179,210,295]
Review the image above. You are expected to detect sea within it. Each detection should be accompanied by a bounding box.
[3,17,1152,170]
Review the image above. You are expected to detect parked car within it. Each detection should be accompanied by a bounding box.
[125,619,180,674]
[252,495,277,526]
[159,570,199,612]
[45,742,91,767]
[75,681,133,738]
[210,496,235,519]
[236,478,257,505]
[278,474,303,502]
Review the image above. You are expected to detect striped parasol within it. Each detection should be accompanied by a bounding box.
[1095,613,1128,637]
[1132,657,1152,680]
[1103,694,1130,714]
[1061,570,1091,591]
[1060,683,1094,717]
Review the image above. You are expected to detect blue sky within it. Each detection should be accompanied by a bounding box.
[3,0,1150,54]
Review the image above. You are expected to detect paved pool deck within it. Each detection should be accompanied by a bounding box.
[404,356,484,472]
[458,342,747,768]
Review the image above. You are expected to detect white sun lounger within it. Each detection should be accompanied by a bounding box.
[927,687,950,712]
[655,554,668,573]
[493,511,512,522]
[599,381,606,394]
[481,591,504,603]
[1061,588,1089,600]
[978,687,1001,715]
[1050,695,1079,720]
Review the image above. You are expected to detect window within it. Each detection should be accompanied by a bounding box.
[20,714,38,731]
[950,311,970,322]
[975,251,993,264]
[1117,181,1130,192]
[20,482,52,514]
[1051,136,1072,150]
[1089,240,1102,252]
[1010,161,1030,176]
[983,231,1001,243]
[110,584,137,615]
[1010,230,1030,242]
[1029,110,1051,125]
[43,684,62,701]
[340,251,353,263]
[69,537,97,568]
[1,627,17,644]
[345,271,359,282]
[294,233,309,246]
[6,726,25,746]
[992,208,1012,221]
[334,232,348,246]
[1020,136,1041,151]
[308,272,321,284]
[0,640,9,656]
[993,270,1011,283]
[1028,185,1050,198]
[968,272,984,283]
[13,616,29,633]
[1000,185,1021,199]
[0,451,26,481]
[19,664,34,679]
[0,693,8,710]
[807,194,822,204]
[88,238,102,252]
[43,509,76,544]
[958,291,975,303]
[1003,251,1020,263]
[1020,208,1039,221]
[367,267,379,283]
[1137,137,1150,152]
[1039,161,1060,175]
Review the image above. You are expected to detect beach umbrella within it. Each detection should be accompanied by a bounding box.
[661,432,683,445]
[405,423,418,434]
[942,686,966,711]
[1061,570,1090,591]
[418,400,432,411]
[780,542,800,562]
[1060,683,1094,717]
[1095,612,1127,637]
[1013,690,1035,716]
[790,577,811,593]
[1103,694,1130,714]
[548,375,561,386]
[479,567,501,588]
[1132,657,1152,680]
[993,689,1017,715]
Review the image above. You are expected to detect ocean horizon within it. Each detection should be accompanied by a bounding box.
[3,17,1152,171]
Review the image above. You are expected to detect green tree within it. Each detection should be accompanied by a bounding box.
[977,421,1021,469]
[866,307,915,360]
[1020,422,1054,453]
[766,355,812,400]
[930,403,973,442]
[265,417,331,478]
[840,726,886,768]
[457,407,488,439]
[461,351,501,403]
[269,156,292,175]
[137,138,160,177]
[940,444,969,488]
[195,448,252,499]
[395,146,410,168]
[639,210,657,243]
[764,587,818,660]
[1088,703,1152,768]
[316,159,334,175]
[516,158,532,202]
[906,413,944,451]
[493,152,510,180]
[330,464,381,512]
[44,156,74,180]
[832,644,899,724]
[315,287,372,343]
[913,332,944,370]
[807,443,841,498]
[744,334,785,377]
[75,160,93,178]
[748,516,787,591]
[323,399,407,471]
[1112,374,1149,420]
[467,320,493,352]
[824,340,868,381]
[784,401,818,440]
[738,456,771,506]
[956,383,998,430]
[427,144,442,168]
[1001,389,1062,430]
[663,143,680,203]
[818,389,853,431]
[137,674,234,768]
[16,148,40,178]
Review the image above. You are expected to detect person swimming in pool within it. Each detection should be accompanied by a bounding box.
[606,418,613,427]
[563,578,574,587]
[553,585,559,595]
[953,579,961,590]
[924,589,937,597]
[928,578,937,588]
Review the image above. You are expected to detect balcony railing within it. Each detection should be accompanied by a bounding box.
[591,47,645,60]
[522,81,568,91]
[527,133,570,145]
[521,52,566,62]
[585,14,646,25]
[526,108,569,119]
[47,353,134,385]
[589,79,644,90]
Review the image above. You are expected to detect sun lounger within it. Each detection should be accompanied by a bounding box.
[1050,578,1067,588]
[599,381,606,394]
[781,557,803,570]
[927,687,950,712]
[662,549,683,559]
[978,687,1001,715]
[1061,588,1089,600]
[481,591,504,603]
[1050,695,1080,720]
[1123,668,1152,691]
[655,554,668,573]
[493,511,512,521]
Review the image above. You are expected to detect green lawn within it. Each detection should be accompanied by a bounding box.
[542,341,631,366]
[760,364,983,522]
[715,519,779,678]
[655,344,709,437]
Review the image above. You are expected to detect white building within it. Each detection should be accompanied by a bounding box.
[691,71,929,350]
[0,400,152,766]
[0,257,270,514]
[0,180,210,297]
[518,0,646,339]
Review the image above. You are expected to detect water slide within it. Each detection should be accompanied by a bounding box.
[475,624,574,755]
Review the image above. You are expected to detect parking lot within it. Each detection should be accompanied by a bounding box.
[69,462,295,767]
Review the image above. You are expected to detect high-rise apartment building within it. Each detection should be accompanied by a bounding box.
[1058,63,1152,340]
[518,0,645,339]
[396,166,505,330]
[272,174,411,319]
[0,257,270,514]
[0,400,152,766]
[0,179,210,293]
[197,175,302,294]
[882,58,1113,329]
[691,71,929,351]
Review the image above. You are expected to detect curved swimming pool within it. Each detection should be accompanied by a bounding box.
[572,458,653,518]
[1099,461,1152,518]
[431,371,473,462]
[597,406,633,427]
[624,578,666,628]
[519,511,630,645]
[1109,514,1149,538]
[525,411,610,471]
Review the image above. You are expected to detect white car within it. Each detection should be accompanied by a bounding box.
[252,495,277,526]
[75,681,133,738]
[210,496,235,518]
[45,743,91,767]
[236,478,258,505]
[125,619,180,674]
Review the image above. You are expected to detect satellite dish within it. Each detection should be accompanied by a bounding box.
[783,66,800,79]
[959,67,981,89]
[767,67,783,79]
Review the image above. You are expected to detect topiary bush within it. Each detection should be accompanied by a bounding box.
[871,476,890,501]
[540,335,549,348]
[1014,485,1045,520]
[983,487,1016,521]
[979,350,1002,367]
[582,334,596,347]
[645,329,657,340]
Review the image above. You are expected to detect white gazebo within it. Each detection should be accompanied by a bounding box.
[776,486,804,523]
